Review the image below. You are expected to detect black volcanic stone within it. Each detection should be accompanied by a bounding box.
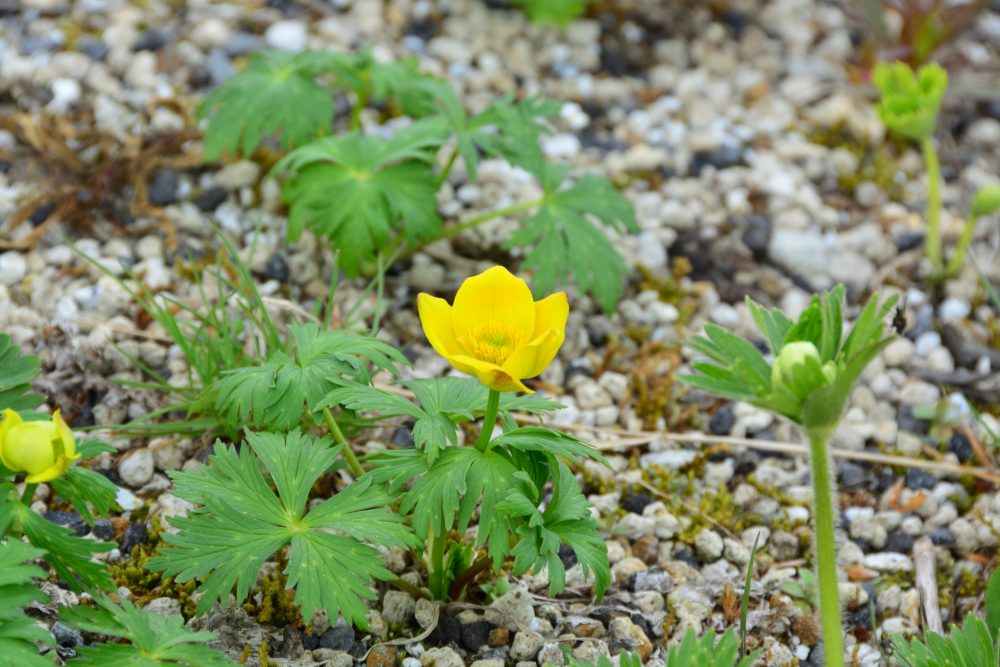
[45,511,88,537]
[92,519,115,541]
[319,624,354,651]
[885,531,916,554]
[460,619,491,652]
[121,522,148,555]
[194,186,228,211]
[905,468,937,490]
[929,527,955,547]
[709,403,735,435]
[948,432,973,463]
[148,169,180,206]
[427,613,461,646]
[621,492,653,514]
[558,542,578,569]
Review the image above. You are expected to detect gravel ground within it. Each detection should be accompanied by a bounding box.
[2,0,1000,665]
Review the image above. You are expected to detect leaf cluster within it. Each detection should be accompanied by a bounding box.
[201,46,637,309]
[681,285,897,434]
[509,0,591,26]
[321,376,562,464]
[662,627,758,667]
[893,568,1000,667]
[212,323,406,432]
[0,540,53,667]
[873,61,948,141]
[369,424,609,598]
[0,334,44,413]
[60,596,234,667]
[149,430,413,627]
[0,479,115,593]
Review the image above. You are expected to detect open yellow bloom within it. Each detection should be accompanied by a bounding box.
[0,409,79,483]
[418,266,568,393]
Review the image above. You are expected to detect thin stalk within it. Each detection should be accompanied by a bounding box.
[350,88,367,131]
[808,431,844,667]
[391,576,431,600]
[427,527,447,599]
[921,137,943,279]
[946,213,976,277]
[321,408,364,477]
[474,390,502,452]
[20,483,37,505]
[437,147,459,186]
[394,198,544,263]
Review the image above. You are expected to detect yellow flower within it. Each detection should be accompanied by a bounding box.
[0,409,79,483]
[418,266,568,393]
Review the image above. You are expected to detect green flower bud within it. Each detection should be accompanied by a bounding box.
[771,342,837,401]
[971,185,1000,219]
[873,62,947,141]
[0,409,79,483]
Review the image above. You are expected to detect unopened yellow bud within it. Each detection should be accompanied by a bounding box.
[0,409,79,483]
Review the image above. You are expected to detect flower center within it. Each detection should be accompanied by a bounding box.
[463,324,526,365]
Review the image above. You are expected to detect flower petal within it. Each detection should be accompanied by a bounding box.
[502,329,564,381]
[52,410,79,462]
[451,266,535,343]
[418,294,461,358]
[532,292,568,339]
[0,409,24,471]
[2,423,57,477]
[449,354,533,393]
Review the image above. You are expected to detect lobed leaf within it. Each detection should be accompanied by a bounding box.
[507,165,638,313]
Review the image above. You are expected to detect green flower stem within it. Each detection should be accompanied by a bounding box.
[427,525,447,599]
[437,147,460,186]
[321,407,364,477]
[442,199,543,243]
[20,483,37,505]
[350,88,367,131]
[922,137,943,278]
[474,389,502,452]
[807,431,844,667]
[390,198,544,263]
[946,213,976,277]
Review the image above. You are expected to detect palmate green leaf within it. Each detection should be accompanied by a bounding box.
[61,596,233,667]
[510,0,590,26]
[199,50,345,160]
[491,427,607,466]
[50,465,118,525]
[893,614,998,667]
[503,461,609,598]
[366,56,456,118]
[274,117,451,275]
[149,431,411,627]
[384,446,517,567]
[322,377,560,464]
[17,504,113,593]
[507,164,637,313]
[0,540,54,667]
[745,297,794,356]
[663,627,759,667]
[986,568,1000,638]
[0,334,44,413]
[441,94,560,181]
[213,323,406,432]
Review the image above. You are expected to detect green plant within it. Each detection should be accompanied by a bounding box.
[148,430,413,628]
[555,645,643,667]
[852,0,992,68]
[509,0,591,26]
[681,285,898,667]
[0,540,54,667]
[662,627,759,667]
[201,49,637,312]
[61,595,235,666]
[948,184,1000,276]
[873,61,948,278]
[0,334,44,413]
[0,347,118,593]
[892,568,1000,666]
